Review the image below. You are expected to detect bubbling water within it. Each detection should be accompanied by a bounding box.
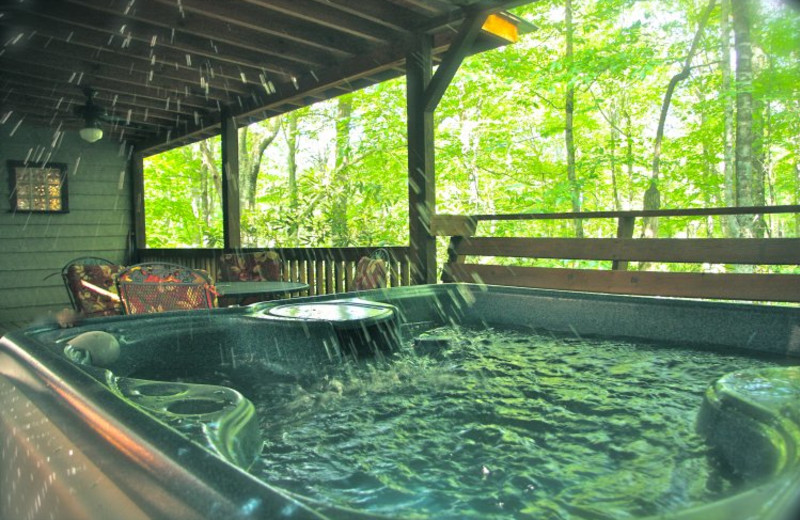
[173,325,792,519]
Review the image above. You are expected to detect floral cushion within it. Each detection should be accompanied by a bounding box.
[116,264,215,315]
[219,252,282,282]
[65,264,123,317]
[351,256,387,290]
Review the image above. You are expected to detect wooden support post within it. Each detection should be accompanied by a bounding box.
[612,216,636,270]
[221,107,241,250]
[407,36,437,285]
[131,151,146,257]
[423,11,486,112]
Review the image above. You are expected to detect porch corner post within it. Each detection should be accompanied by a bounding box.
[406,35,437,285]
[220,107,241,250]
[131,151,146,258]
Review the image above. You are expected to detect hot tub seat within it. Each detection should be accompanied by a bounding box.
[112,377,261,470]
[680,366,800,520]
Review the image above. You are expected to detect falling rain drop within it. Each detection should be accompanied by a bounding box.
[0,111,12,124]
[150,35,157,47]
[126,109,131,125]
[240,72,247,84]
[124,0,135,15]
[9,116,24,136]
[65,31,73,43]
[185,54,192,66]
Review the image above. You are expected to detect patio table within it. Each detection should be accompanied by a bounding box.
[214,281,309,306]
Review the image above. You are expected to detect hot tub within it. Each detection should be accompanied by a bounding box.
[2,284,799,519]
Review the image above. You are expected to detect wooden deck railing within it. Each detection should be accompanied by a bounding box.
[138,246,411,297]
[435,205,800,303]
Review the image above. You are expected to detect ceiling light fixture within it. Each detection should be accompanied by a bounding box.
[482,13,519,43]
[79,124,103,143]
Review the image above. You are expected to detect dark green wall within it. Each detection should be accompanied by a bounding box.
[0,123,131,329]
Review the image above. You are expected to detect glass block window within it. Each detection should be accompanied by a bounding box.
[7,161,68,213]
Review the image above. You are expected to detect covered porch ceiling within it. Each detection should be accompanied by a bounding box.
[1,0,532,155]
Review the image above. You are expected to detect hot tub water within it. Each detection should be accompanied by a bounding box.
[164,324,792,519]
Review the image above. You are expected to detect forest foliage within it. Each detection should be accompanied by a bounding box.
[143,0,800,251]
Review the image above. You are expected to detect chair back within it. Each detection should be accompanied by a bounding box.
[61,257,123,317]
[219,252,282,282]
[351,249,389,290]
[116,263,216,315]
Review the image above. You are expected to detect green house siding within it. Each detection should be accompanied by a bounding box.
[0,124,131,331]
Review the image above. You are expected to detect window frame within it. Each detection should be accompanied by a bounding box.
[6,160,69,214]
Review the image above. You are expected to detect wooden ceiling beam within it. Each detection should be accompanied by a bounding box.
[309,0,420,31]
[243,0,404,42]
[0,64,219,115]
[4,6,305,80]
[148,0,365,57]
[63,0,344,68]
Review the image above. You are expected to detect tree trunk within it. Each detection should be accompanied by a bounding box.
[608,103,621,211]
[625,107,635,209]
[795,162,800,238]
[752,100,768,237]
[199,139,222,203]
[733,0,755,237]
[285,111,300,244]
[460,108,482,211]
[644,0,716,238]
[720,0,740,238]
[565,0,583,237]
[239,119,281,210]
[331,96,353,246]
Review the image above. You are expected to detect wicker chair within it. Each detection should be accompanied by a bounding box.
[218,251,282,282]
[61,256,124,317]
[218,251,283,304]
[116,263,216,315]
[351,248,389,290]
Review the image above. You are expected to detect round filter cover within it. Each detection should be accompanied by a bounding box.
[268,302,394,329]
